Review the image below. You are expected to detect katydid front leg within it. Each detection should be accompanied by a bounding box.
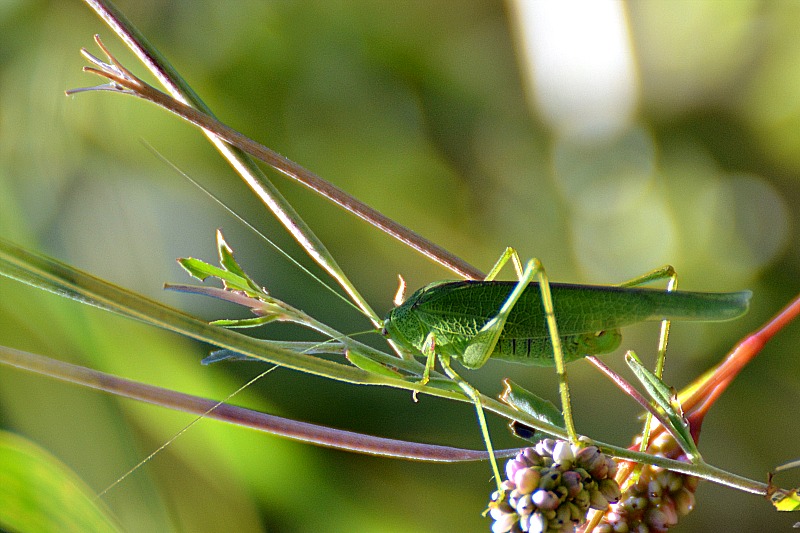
[419,332,504,490]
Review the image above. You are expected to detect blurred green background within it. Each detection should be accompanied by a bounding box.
[1,1,799,531]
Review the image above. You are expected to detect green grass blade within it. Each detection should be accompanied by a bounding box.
[0,431,122,533]
[0,238,457,399]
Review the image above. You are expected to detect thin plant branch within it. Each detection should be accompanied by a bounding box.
[0,345,516,462]
[70,33,485,285]
[585,354,695,458]
[80,0,487,293]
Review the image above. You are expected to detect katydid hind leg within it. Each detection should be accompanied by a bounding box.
[631,267,679,452]
[483,247,525,282]
[616,264,676,288]
[612,264,678,382]
[529,259,580,445]
[461,247,541,369]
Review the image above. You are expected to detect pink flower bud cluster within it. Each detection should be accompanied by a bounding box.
[489,439,621,533]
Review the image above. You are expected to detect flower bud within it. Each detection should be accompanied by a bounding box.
[647,479,663,504]
[644,505,677,531]
[506,458,526,481]
[552,503,574,528]
[522,447,543,465]
[488,441,619,532]
[561,470,583,498]
[589,487,610,510]
[535,439,558,456]
[674,487,695,516]
[537,468,562,490]
[576,446,602,469]
[532,489,561,510]
[553,439,576,465]
[529,511,547,533]
[517,493,534,516]
[514,467,541,494]
[573,488,591,510]
[490,511,518,533]
[599,477,622,504]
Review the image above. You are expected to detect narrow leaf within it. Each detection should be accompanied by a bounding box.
[501,379,565,430]
[215,230,262,293]
[177,257,260,296]
[625,351,699,460]
[210,316,279,328]
[347,351,404,378]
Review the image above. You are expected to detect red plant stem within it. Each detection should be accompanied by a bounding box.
[684,293,800,417]
[641,293,800,444]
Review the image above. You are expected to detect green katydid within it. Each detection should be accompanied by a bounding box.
[379,248,750,485]
[383,274,751,369]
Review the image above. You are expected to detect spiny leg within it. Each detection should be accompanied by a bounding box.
[615,264,676,289]
[484,246,525,281]
[447,247,579,487]
[531,259,580,445]
[461,252,538,369]
[616,265,678,381]
[411,246,529,385]
[418,334,503,489]
[438,248,528,489]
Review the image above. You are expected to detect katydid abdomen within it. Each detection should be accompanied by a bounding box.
[382,280,752,366]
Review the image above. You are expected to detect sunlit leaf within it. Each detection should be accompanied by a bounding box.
[0,431,121,533]
[770,488,800,512]
[501,379,565,430]
[177,257,261,296]
[625,351,700,460]
[216,230,262,294]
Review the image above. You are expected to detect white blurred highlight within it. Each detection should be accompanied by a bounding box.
[510,0,639,139]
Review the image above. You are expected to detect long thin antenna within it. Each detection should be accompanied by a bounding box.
[96,366,278,498]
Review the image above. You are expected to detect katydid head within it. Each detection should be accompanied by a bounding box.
[381,301,422,354]
[381,282,439,353]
